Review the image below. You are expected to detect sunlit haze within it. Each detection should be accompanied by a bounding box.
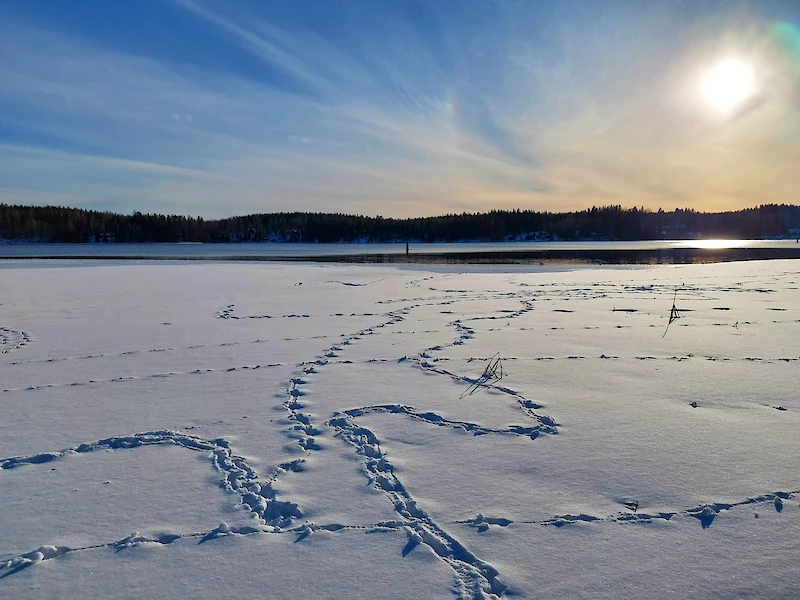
[701,59,756,114]
[1,1,800,218]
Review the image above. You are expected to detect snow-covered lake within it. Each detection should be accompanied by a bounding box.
[1,259,798,599]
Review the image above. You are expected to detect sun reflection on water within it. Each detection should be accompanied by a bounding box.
[679,239,755,249]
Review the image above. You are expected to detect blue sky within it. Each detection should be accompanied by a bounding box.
[1,0,799,218]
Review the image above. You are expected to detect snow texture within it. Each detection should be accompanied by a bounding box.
[1,259,799,599]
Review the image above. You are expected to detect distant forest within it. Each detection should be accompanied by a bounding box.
[1,203,799,243]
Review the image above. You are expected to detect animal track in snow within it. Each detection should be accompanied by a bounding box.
[326,411,508,599]
[8,273,797,596]
[344,405,548,440]
[410,358,557,432]
[0,518,412,579]
[471,489,800,532]
[1,362,288,394]
[685,491,798,528]
[0,328,32,354]
[398,301,559,434]
[4,335,335,367]
[0,427,344,577]
[271,306,416,530]
[215,304,389,321]
[458,514,513,532]
[322,279,388,287]
[279,301,514,598]
[0,430,301,530]
[316,298,562,597]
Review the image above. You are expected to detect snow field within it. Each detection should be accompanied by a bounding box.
[1,259,798,598]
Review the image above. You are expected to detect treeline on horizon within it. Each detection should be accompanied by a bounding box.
[1,203,799,243]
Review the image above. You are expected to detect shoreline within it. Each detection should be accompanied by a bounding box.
[2,246,800,264]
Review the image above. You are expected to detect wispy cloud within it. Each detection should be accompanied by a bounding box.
[1,1,798,216]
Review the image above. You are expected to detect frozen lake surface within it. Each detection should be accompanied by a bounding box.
[1,259,799,598]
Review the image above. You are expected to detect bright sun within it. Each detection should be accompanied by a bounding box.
[701,59,756,113]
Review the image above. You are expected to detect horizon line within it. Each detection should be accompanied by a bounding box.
[2,202,799,222]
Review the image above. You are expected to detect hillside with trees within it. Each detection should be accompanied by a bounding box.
[1,204,799,243]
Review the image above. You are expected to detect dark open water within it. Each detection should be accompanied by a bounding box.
[1,240,799,264]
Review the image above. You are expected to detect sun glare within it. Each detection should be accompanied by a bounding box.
[701,59,755,113]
